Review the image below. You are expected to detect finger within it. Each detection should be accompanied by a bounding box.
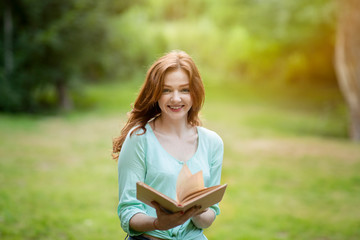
[192,206,204,217]
[181,205,201,219]
[151,201,175,215]
[194,207,208,215]
[151,201,161,211]
[151,201,165,216]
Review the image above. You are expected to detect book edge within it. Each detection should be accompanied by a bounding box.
[136,182,180,209]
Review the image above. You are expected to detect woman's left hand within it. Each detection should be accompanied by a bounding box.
[151,201,202,230]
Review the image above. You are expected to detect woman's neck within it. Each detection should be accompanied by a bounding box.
[154,116,191,138]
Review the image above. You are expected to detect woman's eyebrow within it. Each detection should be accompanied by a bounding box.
[163,84,189,88]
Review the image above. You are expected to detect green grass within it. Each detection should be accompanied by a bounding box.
[0,81,359,240]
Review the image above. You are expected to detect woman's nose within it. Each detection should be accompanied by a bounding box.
[171,91,181,102]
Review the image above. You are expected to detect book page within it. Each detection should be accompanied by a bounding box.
[176,164,205,203]
[180,185,219,203]
[180,184,227,212]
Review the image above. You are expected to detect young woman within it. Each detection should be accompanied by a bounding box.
[113,50,224,240]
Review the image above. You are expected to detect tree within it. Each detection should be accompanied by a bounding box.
[335,0,360,141]
[3,0,13,80]
[0,0,137,112]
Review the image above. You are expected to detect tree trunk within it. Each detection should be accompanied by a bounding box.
[4,0,14,79]
[56,80,73,111]
[335,0,360,141]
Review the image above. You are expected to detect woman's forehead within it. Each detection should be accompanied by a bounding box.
[163,69,190,86]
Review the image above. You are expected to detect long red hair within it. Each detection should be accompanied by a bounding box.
[112,50,205,159]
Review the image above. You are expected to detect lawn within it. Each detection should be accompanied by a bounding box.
[0,81,359,240]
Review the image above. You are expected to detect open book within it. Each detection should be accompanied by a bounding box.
[136,164,227,213]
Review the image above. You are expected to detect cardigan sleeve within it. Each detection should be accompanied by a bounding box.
[117,129,147,236]
[208,132,224,216]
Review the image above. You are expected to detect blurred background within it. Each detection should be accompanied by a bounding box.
[1,0,359,239]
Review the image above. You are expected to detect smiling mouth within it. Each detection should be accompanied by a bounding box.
[168,105,184,111]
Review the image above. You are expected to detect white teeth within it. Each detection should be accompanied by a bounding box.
[169,106,182,109]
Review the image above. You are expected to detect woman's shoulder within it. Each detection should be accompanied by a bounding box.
[125,124,150,142]
[129,125,147,136]
[120,125,151,154]
[197,126,223,145]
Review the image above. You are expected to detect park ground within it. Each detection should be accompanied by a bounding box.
[0,81,359,240]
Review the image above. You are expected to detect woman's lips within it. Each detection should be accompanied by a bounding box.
[168,105,184,112]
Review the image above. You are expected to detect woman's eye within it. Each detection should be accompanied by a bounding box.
[181,89,190,93]
[162,89,171,93]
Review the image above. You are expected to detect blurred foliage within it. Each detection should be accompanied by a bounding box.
[1,0,339,112]
[0,0,138,112]
[104,0,338,88]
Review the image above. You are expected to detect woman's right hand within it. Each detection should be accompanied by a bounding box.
[151,201,202,230]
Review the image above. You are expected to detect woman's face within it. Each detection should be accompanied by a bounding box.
[158,68,193,122]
